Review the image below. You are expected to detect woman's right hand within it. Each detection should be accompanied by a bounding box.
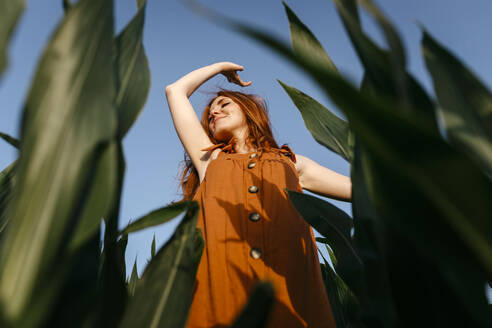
[218,62,252,87]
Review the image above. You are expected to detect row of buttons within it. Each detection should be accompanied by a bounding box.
[248,153,262,259]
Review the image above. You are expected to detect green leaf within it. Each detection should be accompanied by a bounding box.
[93,232,129,327]
[69,141,118,251]
[151,234,156,258]
[0,0,116,323]
[119,200,194,235]
[422,29,492,175]
[283,1,338,74]
[0,132,19,149]
[69,0,151,255]
[136,0,145,9]
[41,231,101,328]
[350,137,397,327]
[128,257,138,296]
[104,141,126,244]
[0,0,25,77]
[325,244,338,269]
[62,0,72,12]
[0,161,16,234]
[287,190,353,238]
[120,202,204,328]
[317,249,361,328]
[91,142,126,327]
[229,281,275,328]
[114,0,150,139]
[335,0,436,118]
[278,80,352,162]
[333,0,393,96]
[359,0,405,68]
[286,190,365,298]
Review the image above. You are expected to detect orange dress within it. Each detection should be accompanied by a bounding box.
[185,143,336,328]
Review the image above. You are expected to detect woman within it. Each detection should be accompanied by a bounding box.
[165,62,351,328]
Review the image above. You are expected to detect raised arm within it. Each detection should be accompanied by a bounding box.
[165,62,250,180]
[294,154,352,202]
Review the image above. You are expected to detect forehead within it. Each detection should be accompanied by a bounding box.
[210,96,230,107]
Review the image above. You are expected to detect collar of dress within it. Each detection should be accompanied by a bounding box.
[200,139,296,163]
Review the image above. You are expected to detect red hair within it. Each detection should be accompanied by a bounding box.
[177,89,283,201]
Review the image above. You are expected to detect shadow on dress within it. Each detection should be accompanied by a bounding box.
[207,156,329,327]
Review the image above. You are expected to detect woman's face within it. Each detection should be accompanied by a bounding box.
[208,96,247,141]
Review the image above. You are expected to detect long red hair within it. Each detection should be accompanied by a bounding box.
[177,89,283,201]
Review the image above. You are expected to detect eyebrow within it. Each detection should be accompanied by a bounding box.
[209,98,227,118]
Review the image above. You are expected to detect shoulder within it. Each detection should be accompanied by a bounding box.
[198,148,222,183]
[293,154,310,175]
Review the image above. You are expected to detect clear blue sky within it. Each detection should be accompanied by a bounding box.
[1,0,491,300]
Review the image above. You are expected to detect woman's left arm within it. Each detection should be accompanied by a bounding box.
[295,154,352,202]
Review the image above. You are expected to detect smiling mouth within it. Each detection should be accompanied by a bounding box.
[213,116,226,124]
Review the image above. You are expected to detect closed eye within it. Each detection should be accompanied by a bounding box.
[222,102,230,107]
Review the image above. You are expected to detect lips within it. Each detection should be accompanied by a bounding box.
[213,116,226,124]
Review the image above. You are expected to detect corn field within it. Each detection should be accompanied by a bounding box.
[0,0,491,327]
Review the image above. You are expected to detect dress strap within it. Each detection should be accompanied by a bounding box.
[201,140,296,163]
[201,139,235,153]
[279,144,297,163]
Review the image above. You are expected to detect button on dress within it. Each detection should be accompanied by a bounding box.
[185,144,336,328]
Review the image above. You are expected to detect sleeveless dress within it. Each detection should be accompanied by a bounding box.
[185,142,336,328]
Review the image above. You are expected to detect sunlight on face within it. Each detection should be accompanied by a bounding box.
[208,96,247,141]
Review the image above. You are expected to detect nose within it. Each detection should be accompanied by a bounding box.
[210,106,221,119]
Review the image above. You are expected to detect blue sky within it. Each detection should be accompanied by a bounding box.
[1,0,491,300]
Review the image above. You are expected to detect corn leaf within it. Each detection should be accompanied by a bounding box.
[69,0,150,252]
[88,138,126,327]
[120,200,194,235]
[283,1,338,74]
[359,0,405,68]
[0,132,19,149]
[325,244,338,269]
[278,80,352,162]
[318,249,361,328]
[41,232,101,328]
[115,0,150,139]
[0,0,25,77]
[286,190,364,300]
[120,202,203,328]
[151,234,156,258]
[0,161,16,235]
[92,232,129,327]
[287,190,353,237]
[335,0,436,118]
[69,141,118,251]
[422,29,492,175]
[333,0,394,98]
[62,0,72,12]
[350,137,397,327]
[229,281,275,328]
[0,0,116,323]
[128,258,138,296]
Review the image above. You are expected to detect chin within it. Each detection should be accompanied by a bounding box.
[213,130,232,142]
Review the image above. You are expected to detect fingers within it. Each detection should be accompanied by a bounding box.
[223,68,251,86]
[235,77,252,87]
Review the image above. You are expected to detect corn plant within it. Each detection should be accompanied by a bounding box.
[185,0,492,326]
[0,0,275,326]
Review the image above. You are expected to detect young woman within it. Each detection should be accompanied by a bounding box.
[165,62,351,328]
